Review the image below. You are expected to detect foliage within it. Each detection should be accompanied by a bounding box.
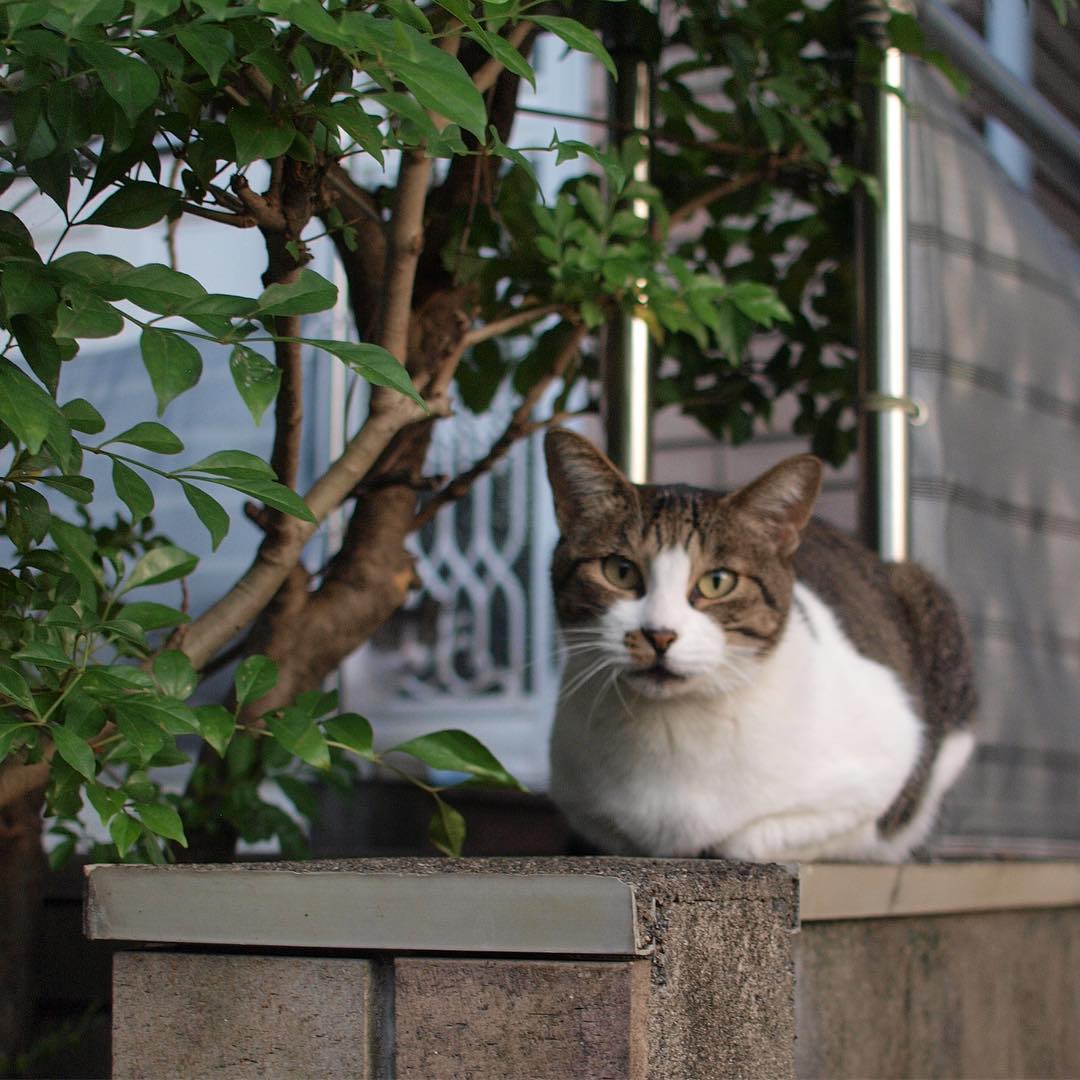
[0,0,930,867]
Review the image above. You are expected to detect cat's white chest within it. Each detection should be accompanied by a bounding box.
[549,584,923,861]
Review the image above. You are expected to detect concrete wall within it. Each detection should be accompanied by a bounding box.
[798,908,1080,1079]
[91,859,1080,1080]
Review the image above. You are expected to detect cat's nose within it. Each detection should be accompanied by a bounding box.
[642,627,678,655]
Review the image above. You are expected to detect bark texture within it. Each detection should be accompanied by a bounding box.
[0,789,45,1065]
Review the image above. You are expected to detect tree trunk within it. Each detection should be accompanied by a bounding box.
[0,789,45,1067]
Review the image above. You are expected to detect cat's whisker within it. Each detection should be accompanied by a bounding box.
[558,652,619,701]
[608,668,634,721]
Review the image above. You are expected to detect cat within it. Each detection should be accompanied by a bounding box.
[545,428,976,863]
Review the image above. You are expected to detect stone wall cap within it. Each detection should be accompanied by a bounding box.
[800,861,1080,921]
[85,865,650,955]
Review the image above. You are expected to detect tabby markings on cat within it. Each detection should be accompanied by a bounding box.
[545,429,976,862]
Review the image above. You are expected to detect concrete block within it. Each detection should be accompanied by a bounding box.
[797,908,1080,1079]
[649,899,797,1079]
[112,952,372,1080]
[394,957,649,1080]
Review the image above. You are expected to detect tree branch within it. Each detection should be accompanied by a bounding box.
[463,303,563,347]
[666,171,768,232]
[665,150,805,233]
[175,386,428,671]
[180,202,256,228]
[0,755,49,814]
[270,327,304,490]
[230,174,286,232]
[379,149,435,362]
[472,21,534,94]
[412,321,587,529]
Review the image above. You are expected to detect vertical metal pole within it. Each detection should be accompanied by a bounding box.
[855,32,911,563]
[603,30,653,483]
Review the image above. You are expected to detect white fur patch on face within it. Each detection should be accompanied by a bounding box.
[602,546,738,698]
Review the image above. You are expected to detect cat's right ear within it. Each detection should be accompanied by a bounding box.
[545,429,640,536]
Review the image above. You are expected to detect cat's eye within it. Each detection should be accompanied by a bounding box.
[601,555,643,592]
[697,568,738,599]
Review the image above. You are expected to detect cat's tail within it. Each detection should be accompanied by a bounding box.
[886,562,978,734]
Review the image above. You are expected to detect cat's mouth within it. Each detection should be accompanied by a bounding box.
[626,663,687,688]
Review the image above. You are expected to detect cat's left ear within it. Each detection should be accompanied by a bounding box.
[545,428,640,536]
[729,454,823,557]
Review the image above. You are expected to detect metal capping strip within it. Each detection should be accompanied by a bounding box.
[84,868,644,956]
[800,862,1080,922]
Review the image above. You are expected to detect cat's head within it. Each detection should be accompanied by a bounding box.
[545,429,822,700]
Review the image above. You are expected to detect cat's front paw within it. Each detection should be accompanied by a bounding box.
[718,810,874,863]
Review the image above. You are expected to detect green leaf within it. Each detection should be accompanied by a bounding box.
[51,723,97,780]
[175,25,234,85]
[120,602,190,630]
[109,421,185,455]
[787,114,832,165]
[119,544,199,595]
[344,12,488,137]
[62,398,106,434]
[0,665,36,713]
[78,43,161,123]
[112,458,155,522]
[140,328,203,415]
[323,712,374,759]
[204,476,315,523]
[6,483,50,551]
[113,263,206,315]
[316,101,385,163]
[39,474,94,505]
[469,29,535,88]
[0,360,65,454]
[258,0,353,47]
[48,838,76,871]
[52,251,134,285]
[487,133,540,196]
[63,694,106,741]
[431,0,482,31]
[427,794,466,857]
[122,697,198,736]
[2,260,57,317]
[276,774,317,819]
[531,15,616,79]
[727,282,791,326]
[54,284,124,338]
[256,269,338,317]
[133,0,181,28]
[84,182,181,229]
[308,339,423,408]
[86,780,125,822]
[268,707,331,770]
[229,346,281,424]
[0,718,34,759]
[49,518,102,606]
[234,655,277,710]
[43,605,81,629]
[181,450,275,478]
[133,801,187,847]
[227,106,297,167]
[153,650,198,700]
[389,729,523,789]
[109,812,142,857]
[11,642,71,670]
[99,619,148,649]
[176,291,258,325]
[180,482,230,551]
[113,705,166,760]
[195,704,234,756]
